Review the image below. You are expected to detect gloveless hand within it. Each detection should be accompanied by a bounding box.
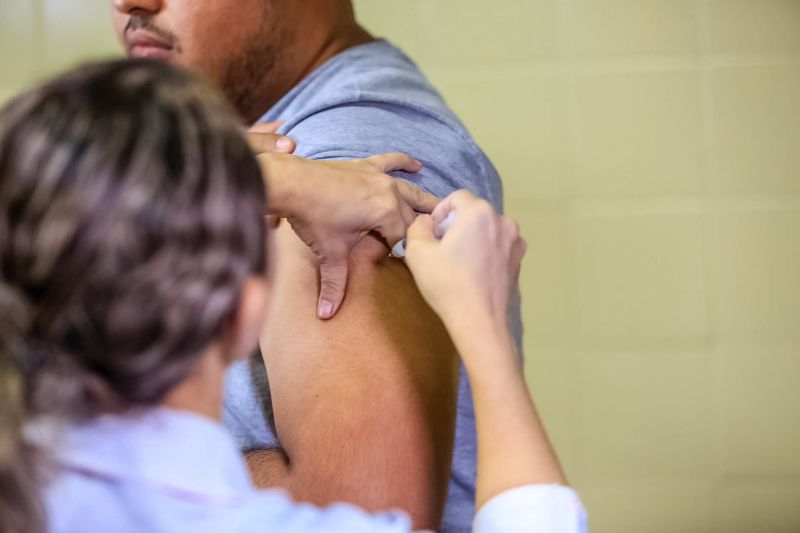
[404,190,526,345]
[246,121,296,155]
[260,152,439,320]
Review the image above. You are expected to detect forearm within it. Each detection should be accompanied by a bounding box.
[450,316,567,509]
[257,153,299,217]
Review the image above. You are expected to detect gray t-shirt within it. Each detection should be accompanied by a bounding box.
[223,39,523,533]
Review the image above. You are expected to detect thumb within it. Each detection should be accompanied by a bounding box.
[406,214,437,244]
[367,152,423,174]
[246,132,295,154]
[249,120,284,134]
[317,257,349,320]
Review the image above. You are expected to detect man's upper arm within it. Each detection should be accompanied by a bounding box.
[251,102,498,529]
[260,224,460,530]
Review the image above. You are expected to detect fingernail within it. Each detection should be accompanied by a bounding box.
[414,159,423,167]
[318,299,334,319]
[277,137,294,152]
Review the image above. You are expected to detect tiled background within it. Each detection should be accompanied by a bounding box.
[1,1,799,532]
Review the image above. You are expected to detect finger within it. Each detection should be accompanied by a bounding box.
[378,188,418,242]
[406,214,437,244]
[435,189,481,215]
[510,237,527,281]
[249,121,285,134]
[515,237,528,264]
[503,218,521,242]
[431,189,473,221]
[395,180,440,213]
[377,215,409,249]
[265,214,282,229]
[247,132,295,154]
[433,189,497,230]
[317,257,349,320]
[367,152,423,174]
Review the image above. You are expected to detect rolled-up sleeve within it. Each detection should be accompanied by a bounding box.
[473,485,588,533]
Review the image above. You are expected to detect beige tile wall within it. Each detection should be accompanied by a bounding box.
[356,3,800,531]
[1,1,798,532]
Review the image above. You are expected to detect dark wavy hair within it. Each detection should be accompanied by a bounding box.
[0,59,268,533]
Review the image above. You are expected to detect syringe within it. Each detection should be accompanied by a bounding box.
[391,211,456,258]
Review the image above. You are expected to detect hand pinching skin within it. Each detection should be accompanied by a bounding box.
[391,210,456,258]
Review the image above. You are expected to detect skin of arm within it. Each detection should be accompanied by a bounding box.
[246,223,460,530]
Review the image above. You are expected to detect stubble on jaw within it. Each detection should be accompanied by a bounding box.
[216,4,291,124]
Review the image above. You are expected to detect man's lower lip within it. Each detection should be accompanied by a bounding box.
[129,45,173,59]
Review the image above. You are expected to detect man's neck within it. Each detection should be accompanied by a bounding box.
[301,24,374,86]
[244,24,374,124]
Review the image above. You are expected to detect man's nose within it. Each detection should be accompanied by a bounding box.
[113,0,163,16]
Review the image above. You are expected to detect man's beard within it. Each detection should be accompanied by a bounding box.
[217,21,286,123]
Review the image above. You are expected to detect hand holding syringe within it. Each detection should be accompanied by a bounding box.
[391,211,456,258]
[399,189,527,339]
[398,193,575,525]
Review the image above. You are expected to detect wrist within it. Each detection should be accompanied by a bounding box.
[440,303,508,343]
[442,307,518,371]
[260,154,300,218]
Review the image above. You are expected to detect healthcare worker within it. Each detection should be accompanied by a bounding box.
[0,59,587,533]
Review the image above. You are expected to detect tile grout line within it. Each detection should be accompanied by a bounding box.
[550,0,584,487]
[695,1,725,530]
